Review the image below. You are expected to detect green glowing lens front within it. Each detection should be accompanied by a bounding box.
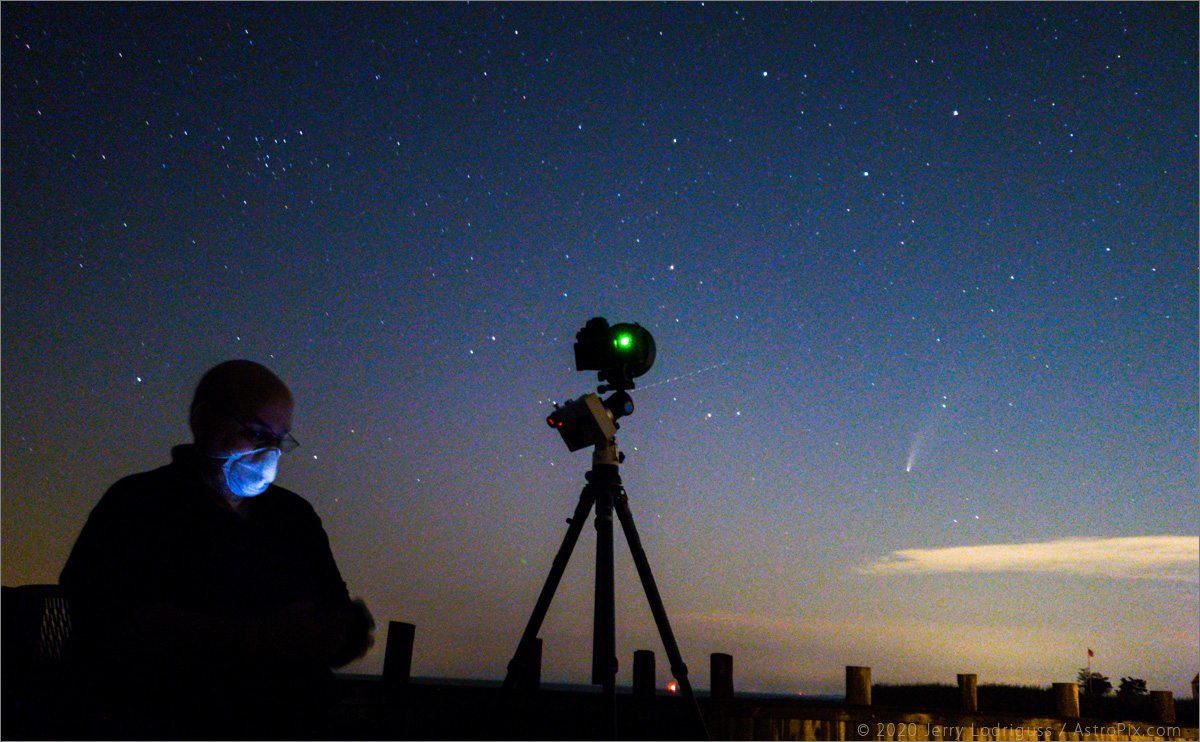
[616,334,633,349]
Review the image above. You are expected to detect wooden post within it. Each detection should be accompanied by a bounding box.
[845,666,871,706]
[1150,690,1175,724]
[711,653,734,701]
[957,673,978,712]
[1053,682,1079,718]
[513,637,542,692]
[382,621,415,684]
[633,650,655,697]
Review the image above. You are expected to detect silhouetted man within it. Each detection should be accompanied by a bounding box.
[60,360,373,739]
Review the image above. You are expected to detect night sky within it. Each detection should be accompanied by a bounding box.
[3,3,1197,696]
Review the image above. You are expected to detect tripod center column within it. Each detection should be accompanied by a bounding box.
[589,469,618,689]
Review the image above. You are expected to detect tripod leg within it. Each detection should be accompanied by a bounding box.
[502,485,596,692]
[614,490,711,741]
[591,483,618,739]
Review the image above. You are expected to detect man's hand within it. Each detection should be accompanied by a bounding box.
[125,599,371,668]
[262,599,374,667]
[264,601,348,666]
[329,598,374,668]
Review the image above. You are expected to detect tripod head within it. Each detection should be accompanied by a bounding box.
[547,317,654,454]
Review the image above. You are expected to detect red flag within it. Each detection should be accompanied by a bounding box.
[1087,648,1094,658]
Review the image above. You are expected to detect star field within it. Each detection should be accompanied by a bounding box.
[2,3,1197,695]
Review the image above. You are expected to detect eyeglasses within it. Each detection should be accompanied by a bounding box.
[239,421,301,453]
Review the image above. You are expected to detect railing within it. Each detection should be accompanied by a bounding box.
[360,619,1199,740]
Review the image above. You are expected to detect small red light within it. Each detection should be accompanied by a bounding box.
[668,682,678,693]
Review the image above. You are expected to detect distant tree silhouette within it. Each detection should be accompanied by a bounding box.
[1116,676,1148,699]
[1077,668,1112,696]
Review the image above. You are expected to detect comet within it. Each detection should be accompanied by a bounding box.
[905,432,924,473]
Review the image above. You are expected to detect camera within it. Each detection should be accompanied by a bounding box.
[573,317,655,392]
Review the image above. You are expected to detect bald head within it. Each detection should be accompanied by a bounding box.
[189,360,294,457]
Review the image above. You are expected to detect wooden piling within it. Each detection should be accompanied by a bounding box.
[513,637,542,692]
[845,666,871,706]
[1052,682,1079,718]
[711,653,734,701]
[1151,690,1175,724]
[633,650,655,697]
[957,673,978,713]
[382,621,415,684]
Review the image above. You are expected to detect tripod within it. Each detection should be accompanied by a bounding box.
[501,438,709,740]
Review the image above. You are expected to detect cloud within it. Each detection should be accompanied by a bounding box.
[858,536,1199,583]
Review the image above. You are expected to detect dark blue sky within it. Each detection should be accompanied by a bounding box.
[3,3,1196,694]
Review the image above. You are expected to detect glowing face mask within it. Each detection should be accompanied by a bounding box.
[216,447,281,497]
